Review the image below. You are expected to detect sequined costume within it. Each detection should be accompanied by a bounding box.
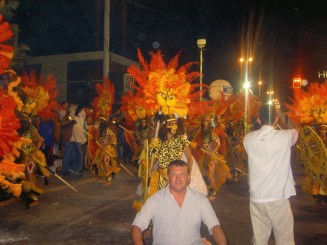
[91,125,121,182]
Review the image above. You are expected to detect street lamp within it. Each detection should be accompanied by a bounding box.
[266,90,274,104]
[258,80,263,100]
[239,56,254,84]
[197,38,206,101]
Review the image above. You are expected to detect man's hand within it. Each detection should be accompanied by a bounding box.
[189,141,197,149]
[150,138,159,148]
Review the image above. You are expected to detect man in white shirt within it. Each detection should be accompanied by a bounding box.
[243,104,298,245]
[62,107,87,175]
[131,159,227,245]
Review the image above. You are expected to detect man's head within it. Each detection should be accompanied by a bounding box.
[167,160,190,193]
[258,104,278,126]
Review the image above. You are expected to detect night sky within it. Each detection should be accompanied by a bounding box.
[10,0,327,103]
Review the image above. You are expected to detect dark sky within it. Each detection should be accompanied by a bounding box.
[11,0,327,102]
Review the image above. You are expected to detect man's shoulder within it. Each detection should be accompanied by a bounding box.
[148,187,167,200]
[187,187,207,200]
[244,129,259,141]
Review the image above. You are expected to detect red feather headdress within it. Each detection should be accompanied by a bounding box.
[285,80,327,125]
[91,78,115,119]
[20,71,60,120]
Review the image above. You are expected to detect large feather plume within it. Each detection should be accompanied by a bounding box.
[91,78,115,119]
[0,89,21,157]
[0,15,13,74]
[127,49,200,118]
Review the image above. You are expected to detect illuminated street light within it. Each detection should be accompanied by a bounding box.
[258,81,263,100]
[239,57,253,64]
[293,77,301,88]
[197,38,206,101]
[243,81,251,89]
[266,90,274,104]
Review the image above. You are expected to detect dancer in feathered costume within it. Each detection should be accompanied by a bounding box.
[89,78,121,182]
[285,81,327,200]
[191,113,232,200]
[121,92,153,166]
[120,92,154,199]
[11,71,61,206]
[127,49,207,211]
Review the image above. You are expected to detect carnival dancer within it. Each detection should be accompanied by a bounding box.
[148,115,207,199]
[15,112,50,206]
[192,114,220,175]
[125,49,206,213]
[91,119,121,182]
[132,117,152,167]
[285,81,327,201]
[191,114,231,200]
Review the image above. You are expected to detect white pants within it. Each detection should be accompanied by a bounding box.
[250,199,295,245]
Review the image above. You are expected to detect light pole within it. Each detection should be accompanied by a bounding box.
[239,56,253,83]
[239,56,253,134]
[197,39,206,101]
[266,90,274,104]
[258,80,263,100]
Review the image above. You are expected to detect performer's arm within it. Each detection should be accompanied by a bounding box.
[211,137,221,157]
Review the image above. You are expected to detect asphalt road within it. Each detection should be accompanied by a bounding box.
[0,162,326,245]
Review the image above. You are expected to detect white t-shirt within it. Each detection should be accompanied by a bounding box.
[70,115,87,144]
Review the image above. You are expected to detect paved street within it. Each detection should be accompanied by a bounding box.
[0,162,326,245]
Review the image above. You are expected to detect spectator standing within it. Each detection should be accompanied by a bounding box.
[61,107,87,175]
[243,104,298,245]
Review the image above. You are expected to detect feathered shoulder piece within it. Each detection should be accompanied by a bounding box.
[91,78,115,119]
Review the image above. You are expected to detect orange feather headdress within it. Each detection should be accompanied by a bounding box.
[120,91,147,124]
[19,71,60,120]
[127,49,200,118]
[91,77,115,119]
[285,81,327,125]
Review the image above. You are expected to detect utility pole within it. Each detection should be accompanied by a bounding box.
[103,0,110,78]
